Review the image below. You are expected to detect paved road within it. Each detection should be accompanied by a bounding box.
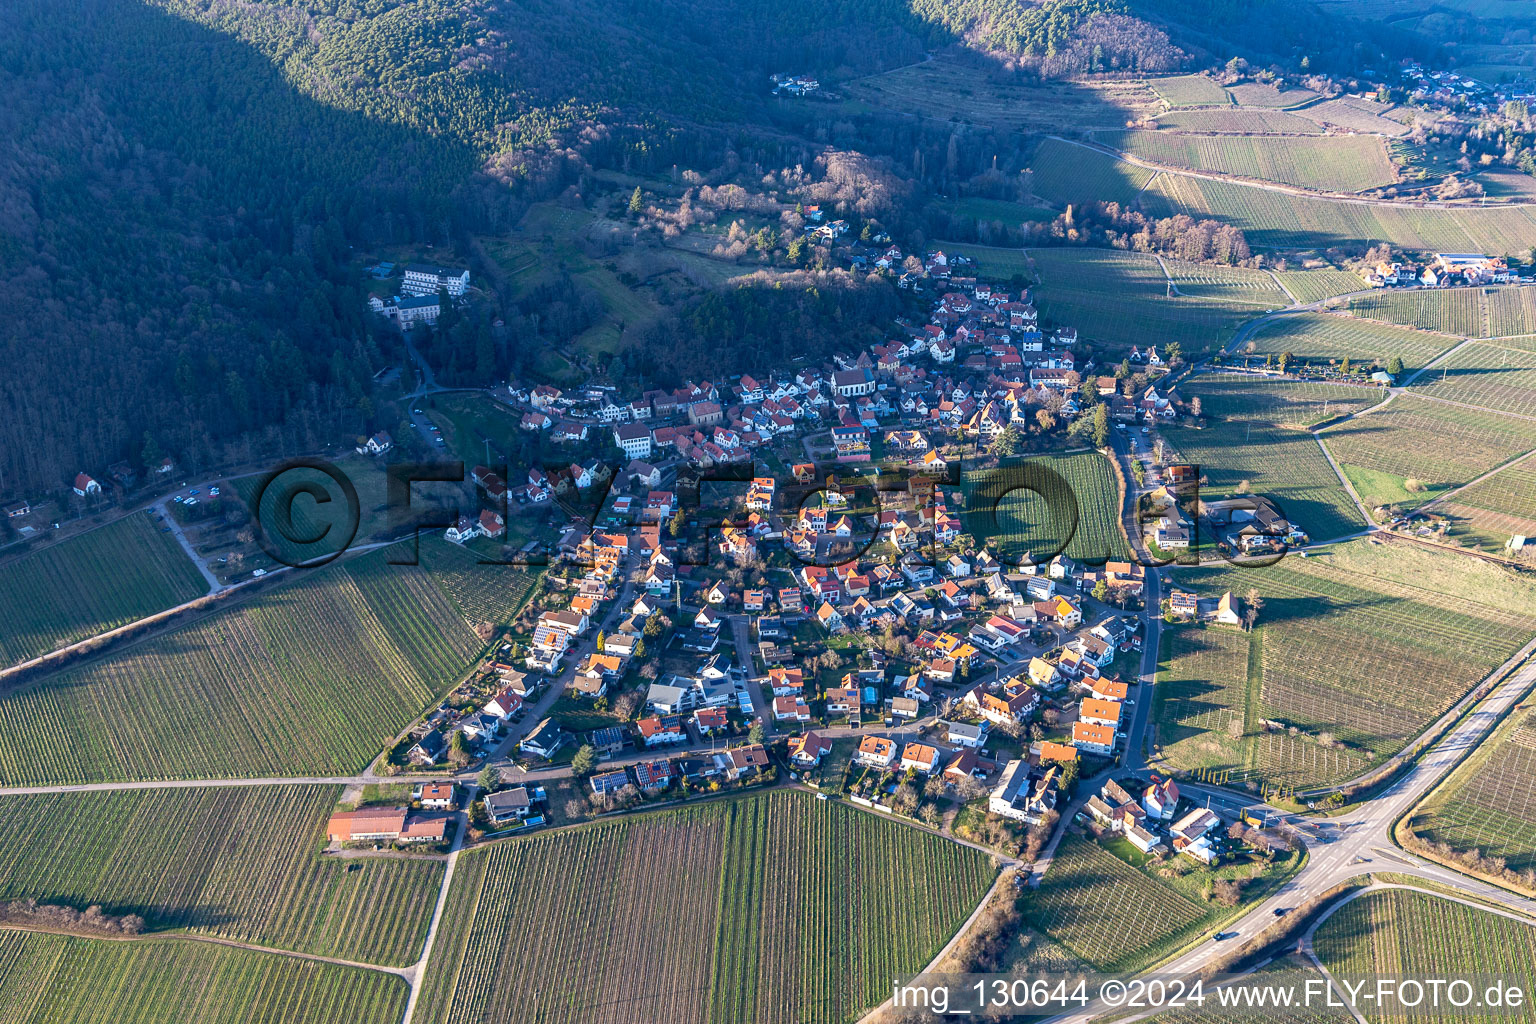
[153,500,223,594]
[1045,647,1536,1022]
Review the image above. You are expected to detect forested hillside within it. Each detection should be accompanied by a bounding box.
[0,0,1441,495]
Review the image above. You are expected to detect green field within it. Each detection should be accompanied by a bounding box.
[1348,288,1487,337]
[1027,248,1274,353]
[1165,375,1378,542]
[0,540,535,784]
[1021,831,1299,973]
[0,929,406,1024]
[1099,131,1396,192]
[417,790,995,1024]
[1409,340,1536,418]
[1159,541,1536,788]
[0,514,206,667]
[0,785,443,965]
[940,196,1058,225]
[1240,312,1459,371]
[1320,395,1536,508]
[1412,707,1536,877]
[1163,257,1291,306]
[1314,888,1536,1020]
[1155,108,1325,134]
[1028,138,1155,208]
[962,451,1132,566]
[1148,75,1232,108]
[1145,173,1536,253]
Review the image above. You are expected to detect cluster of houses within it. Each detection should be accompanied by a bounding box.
[1083,775,1227,864]
[586,742,770,799]
[490,250,1183,493]
[1401,64,1536,117]
[1362,252,1512,289]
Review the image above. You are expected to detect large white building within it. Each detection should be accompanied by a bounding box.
[402,263,471,297]
[614,423,653,460]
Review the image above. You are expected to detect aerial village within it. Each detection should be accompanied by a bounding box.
[324,243,1285,874]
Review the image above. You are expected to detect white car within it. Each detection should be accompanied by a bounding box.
[251,568,267,578]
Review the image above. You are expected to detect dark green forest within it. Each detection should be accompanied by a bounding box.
[0,0,1442,496]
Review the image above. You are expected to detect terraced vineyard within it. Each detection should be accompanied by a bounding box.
[1274,268,1369,305]
[1028,248,1267,352]
[1412,709,1536,876]
[1293,96,1410,135]
[0,930,406,1024]
[0,512,206,667]
[1162,258,1290,306]
[1145,956,1351,1023]
[1439,453,1536,549]
[1153,624,1254,775]
[1099,131,1396,192]
[1020,833,1207,972]
[418,791,994,1024]
[1155,108,1324,134]
[1488,288,1536,338]
[1409,340,1536,418]
[1028,138,1154,208]
[1148,75,1231,108]
[1319,396,1536,508]
[1164,376,1377,542]
[1225,83,1320,108]
[1349,288,1486,338]
[1145,173,1536,253]
[0,785,443,965]
[1241,312,1458,371]
[962,451,1132,566]
[1167,541,1536,787]
[0,540,532,784]
[1314,889,1536,1015]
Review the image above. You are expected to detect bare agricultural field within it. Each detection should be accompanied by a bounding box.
[1171,541,1536,787]
[1240,311,1459,371]
[1147,74,1232,108]
[1097,131,1396,192]
[846,58,1160,132]
[1225,83,1321,108]
[1412,708,1536,876]
[1027,137,1155,208]
[1319,395,1536,508]
[1410,340,1536,418]
[1144,173,1536,253]
[1155,108,1324,134]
